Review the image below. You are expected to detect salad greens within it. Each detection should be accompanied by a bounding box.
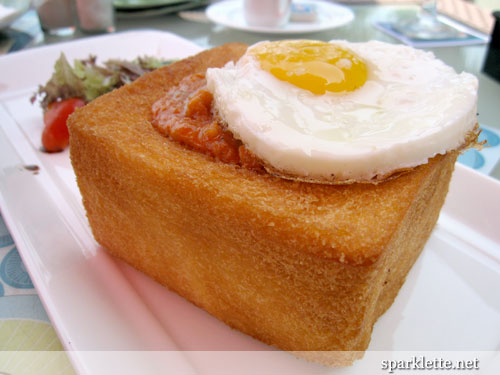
[31,53,175,110]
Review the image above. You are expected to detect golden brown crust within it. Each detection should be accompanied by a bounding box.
[68,43,459,365]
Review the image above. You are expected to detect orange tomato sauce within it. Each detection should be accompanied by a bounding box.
[151,73,263,171]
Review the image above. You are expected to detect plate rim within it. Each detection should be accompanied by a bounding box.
[205,0,355,35]
[113,0,189,10]
[0,29,204,374]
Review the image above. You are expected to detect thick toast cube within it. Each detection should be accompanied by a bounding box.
[68,43,458,365]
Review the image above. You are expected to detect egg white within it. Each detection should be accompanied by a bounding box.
[205,40,478,181]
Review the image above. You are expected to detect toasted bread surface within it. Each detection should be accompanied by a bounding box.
[69,43,458,364]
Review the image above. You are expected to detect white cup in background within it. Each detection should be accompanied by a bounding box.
[244,0,292,28]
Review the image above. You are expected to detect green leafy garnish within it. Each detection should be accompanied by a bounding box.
[31,53,175,110]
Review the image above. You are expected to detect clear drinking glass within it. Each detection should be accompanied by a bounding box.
[34,0,76,37]
[392,0,461,40]
[75,0,115,34]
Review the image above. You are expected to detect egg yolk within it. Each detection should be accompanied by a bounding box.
[251,40,367,95]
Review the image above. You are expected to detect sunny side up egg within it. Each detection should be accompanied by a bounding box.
[205,40,478,183]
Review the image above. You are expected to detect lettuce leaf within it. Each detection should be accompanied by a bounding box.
[31,53,175,110]
[73,57,120,102]
[30,53,86,110]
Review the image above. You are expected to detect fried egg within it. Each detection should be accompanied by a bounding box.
[205,40,478,182]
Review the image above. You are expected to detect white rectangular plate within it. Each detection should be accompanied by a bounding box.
[0,31,499,374]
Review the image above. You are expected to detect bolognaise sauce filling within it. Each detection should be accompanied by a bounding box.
[151,73,263,171]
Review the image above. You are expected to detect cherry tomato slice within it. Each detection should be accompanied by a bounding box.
[42,98,85,152]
